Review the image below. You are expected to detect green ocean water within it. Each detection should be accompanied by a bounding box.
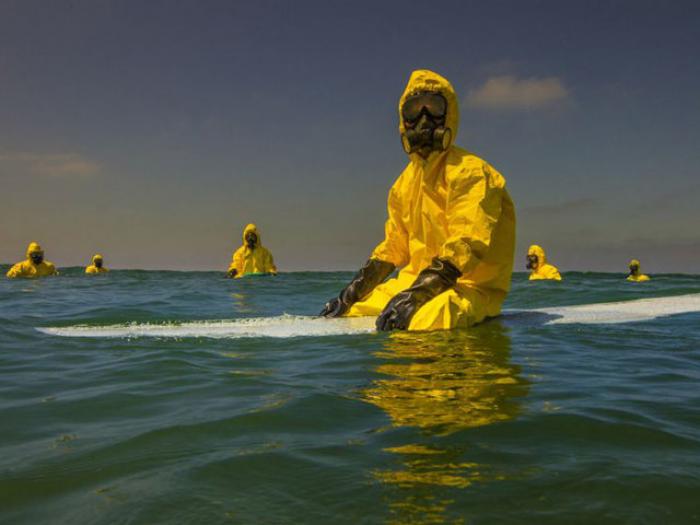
[1,268,699,524]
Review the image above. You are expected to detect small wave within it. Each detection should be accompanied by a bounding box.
[36,294,700,339]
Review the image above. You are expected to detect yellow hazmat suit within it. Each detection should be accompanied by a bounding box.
[6,242,58,278]
[527,245,561,281]
[228,224,277,278]
[85,254,109,274]
[627,259,650,282]
[346,70,516,331]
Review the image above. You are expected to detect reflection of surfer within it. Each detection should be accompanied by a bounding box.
[362,325,530,521]
[363,324,528,434]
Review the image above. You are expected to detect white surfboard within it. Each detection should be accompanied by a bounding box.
[532,293,700,325]
[36,293,700,339]
[37,314,378,339]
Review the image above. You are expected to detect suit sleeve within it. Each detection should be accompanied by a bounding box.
[229,247,244,273]
[546,266,562,280]
[439,163,505,275]
[6,262,24,278]
[371,172,410,267]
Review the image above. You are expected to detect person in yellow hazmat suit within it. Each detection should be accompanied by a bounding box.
[627,259,650,282]
[85,254,109,274]
[321,69,515,331]
[6,242,58,278]
[526,245,561,281]
[226,224,277,278]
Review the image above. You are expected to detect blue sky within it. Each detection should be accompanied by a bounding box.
[2,0,699,272]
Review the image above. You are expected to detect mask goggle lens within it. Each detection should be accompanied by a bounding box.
[401,93,447,122]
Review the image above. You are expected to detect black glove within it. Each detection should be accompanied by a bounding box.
[226,268,238,278]
[376,257,461,331]
[320,258,395,317]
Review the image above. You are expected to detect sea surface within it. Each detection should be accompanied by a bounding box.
[1,269,699,524]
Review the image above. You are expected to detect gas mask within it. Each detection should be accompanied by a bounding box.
[30,252,44,265]
[526,254,538,270]
[400,91,452,158]
[245,232,258,249]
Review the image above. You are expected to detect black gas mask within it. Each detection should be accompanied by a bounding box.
[526,254,538,270]
[30,252,44,265]
[400,91,452,159]
[629,264,639,276]
[95,258,103,269]
[245,232,258,249]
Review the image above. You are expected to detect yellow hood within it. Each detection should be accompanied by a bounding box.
[26,242,44,258]
[398,69,459,155]
[92,254,104,264]
[629,259,641,270]
[528,245,547,266]
[242,223,260,248]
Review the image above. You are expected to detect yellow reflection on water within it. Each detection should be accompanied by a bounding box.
[361,323,530,523]
[229,292,255,313]
[364,323,528,435]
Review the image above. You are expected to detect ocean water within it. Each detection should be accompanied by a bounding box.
[1,268,699,524]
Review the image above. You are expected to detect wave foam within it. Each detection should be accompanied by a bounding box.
[37,294,700,339]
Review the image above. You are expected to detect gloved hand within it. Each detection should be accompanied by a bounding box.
[376,257,461,331]
[226,268,238,279]
[320,258,395,317]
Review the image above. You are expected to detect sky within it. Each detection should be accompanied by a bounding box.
[1,0,699,272]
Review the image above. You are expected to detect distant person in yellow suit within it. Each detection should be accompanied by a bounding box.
[526,245,561,281]
[627,259,650,282]
[227,223,277,278]
[85,254,109,274]
[321,69,515,331]
[6,242,58,278]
